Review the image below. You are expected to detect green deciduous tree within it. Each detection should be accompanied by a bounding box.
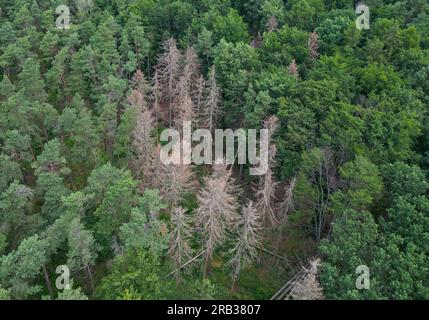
[96,249,174,300]
[67,218,99,292]
[0,235,48,299]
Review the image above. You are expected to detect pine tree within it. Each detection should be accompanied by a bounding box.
[45,47,70,106]
[67,218,99,293]
[58,94,99,169]
[56,281,88,300]
[0,235,48,299]
[119,190,169,255]
[32,139,70,222]
[32,139,69,176]
[99,102,117,161]
[76,0,94,15]
[0,181,33,248]
[3,130,33,164]
[0,73,15,101]
[0,155,23,194]
[94,171,138,246]
[196,27,213,67]
[18,58,47,102]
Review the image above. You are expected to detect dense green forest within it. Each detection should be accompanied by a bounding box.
[0,0,428,300]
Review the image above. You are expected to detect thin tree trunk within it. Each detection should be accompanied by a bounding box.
[230,277,237,292]
[86,265,95,293]
[147,56,150,78]
[203,257,209,279]
[43,265,54,298]
[29,146,36,161]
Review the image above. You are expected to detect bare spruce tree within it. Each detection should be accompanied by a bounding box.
[129,71,156,180]
[152,70,162,125]
[158,163,197,208]
[202,68,221,134]
[288,59,299,77]
[267,16,279,32]
[144,144,163,189]
[255,116,279,226]
[133,107,155,180]
[196,165,239,278]
[155,38,183,126]
[176,47,200,106]
[193,75,205,126]
[274,176,297,254]
[131,69,151,97]
[308,32,320,62]
[278,177,297,223]
[229,201,262,287]
[169,207,194,284]
[288,258,324,300]
[146,143,196,207]
[175,94,195,130]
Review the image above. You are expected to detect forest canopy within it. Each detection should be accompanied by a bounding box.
[0,0,428,300]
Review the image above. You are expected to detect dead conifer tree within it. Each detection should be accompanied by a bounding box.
[229,202,262,287]
[288,258,324,300]
[175,94,195,130]
[288,59,299,77]
[273,176,297,255]
[155,38,183,126]
[147,143,197,207]
[158,163,197,208]
[128,89,146,111]
[308,32,320,62]
[267,16,279,32]
[193,75,205,126]
[143,144,163,188]
[202,68,221,134]
[256,146,278,226]
[152,70,162,125]
[128,70,150,111]
[133,107,155,180]
[169,207,194,284]
[176,47,200,105]
[212,158,242,196]
[278,177,297,223]
[196,165,239,278]
[128,71,156,180]
[131,69,150,97]
[255,116,279,226]
[265,115,278,145]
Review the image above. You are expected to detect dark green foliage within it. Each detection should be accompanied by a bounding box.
[0,0,428,301]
